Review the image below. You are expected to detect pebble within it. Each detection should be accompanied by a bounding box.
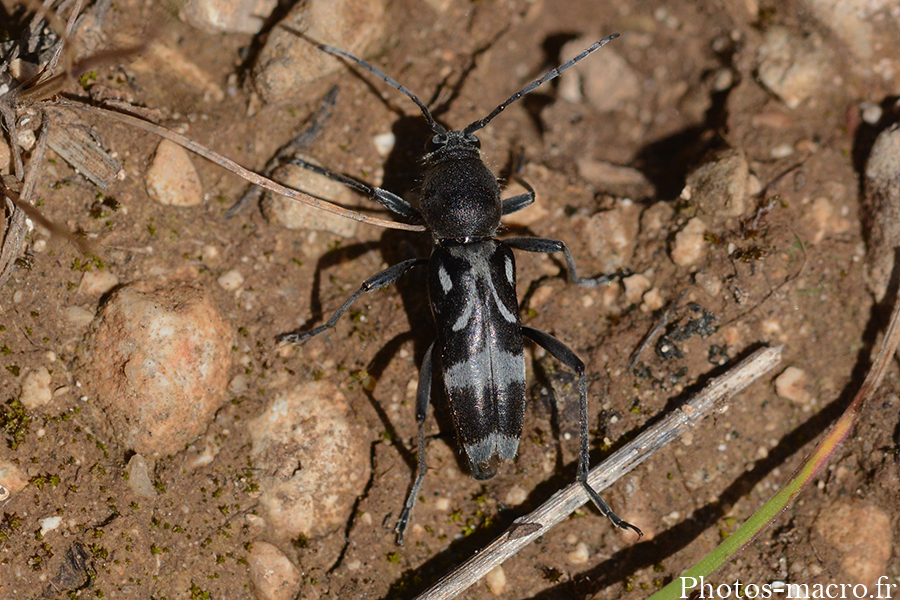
[20,366,53,409]
[583,201,641,272]
[217,268,244,292]
[808,197,850,244]
[63,306,95,328]
[78,282,233,456]
[566,541,591,565]
[372,132,395,157]
[756,26,829,109]
[694,271,722,297]
[682,150,749,219]
[78,270,120,295]
[261,160,359,238]
[641,287,664,312]
[640,201,675,236]
[247,381,371,539]
[484,565,507,596]
[180,0,277,34]
[670,217,707,267]
[0,459,28,497]
[504,485,527,506]
[861,124,900,301]
[38,516,62,537]
[126,454,157,498]
[801,0,887,59]
[813,500,892,588]
[774,366,813,405]
[253,0,386,104]
[623,273,651,305]
[559,37,640,112]
[145,139,203,207]
[247,541,302,600]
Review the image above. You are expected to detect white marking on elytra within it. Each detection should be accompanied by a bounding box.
[438,264,453,293]
[445,347,525,391]
[505,256,514,285]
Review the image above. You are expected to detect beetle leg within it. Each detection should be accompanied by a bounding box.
[395,340,436,545]
[504,236,629,288]
[521,326,642,536]
[278,258,426,343]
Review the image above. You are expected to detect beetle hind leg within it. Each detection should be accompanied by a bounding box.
[521,326,642,536]
[395,340,436,545]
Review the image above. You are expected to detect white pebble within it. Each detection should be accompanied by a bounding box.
[217,268,244,291]
[774,366,813,405]
[485,565,507,596]
[38,516,62,537]
[78,270,120,295]
[566,541,591,565]
[373,132,395,157]
[145,139,203,207]
[670,218,707,266]
[21,366,53,409]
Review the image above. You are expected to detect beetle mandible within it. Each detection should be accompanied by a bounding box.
[280,34,642,544]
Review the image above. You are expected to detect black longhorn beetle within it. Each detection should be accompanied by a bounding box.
[279,33,642,544]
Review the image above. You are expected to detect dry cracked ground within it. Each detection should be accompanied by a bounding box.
[1,0,899,599]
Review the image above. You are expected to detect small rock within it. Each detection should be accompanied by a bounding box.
[560,37,640,112]
[63,306,95,328]
[774,366,813,405]
[809,196,851,244]
[484,565,507,596]
[623,273,651,305]
[145,139,203,207]
[20,366,53,409]
[254,0,386,103]
[126,454,157,498]
[683,150,749,219]
[583,201,641,271]
[248,541,302,600]
[670,217,707,267]
[217,268,244,292]
[813,500,892,588]
[0,459,28,496]
[0,139,11,175]
[861,124,900,301]
[78,282,232,456]
[247,381,371,539]
[38,516,62,537]
[504,485,527,506]
[640,202,675,236]
[641,287,664,312]
[566,541,591,565]
[262,160,359,238]
[694,271,722,297]
[801,0,887,59]
[372,132,395,157]
[757,26,830,109]
[78,270,119,295]
[181,0,277,34]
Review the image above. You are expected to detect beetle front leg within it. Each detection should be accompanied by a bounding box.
[395,340,435,545]
[278,258,426,343]
[504,236,628,288]
[521,326,642,536]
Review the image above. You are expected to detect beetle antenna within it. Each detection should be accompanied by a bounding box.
[319,45,447,135]
[463,33,619,135]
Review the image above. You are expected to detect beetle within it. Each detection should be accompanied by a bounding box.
[279,34,642,544]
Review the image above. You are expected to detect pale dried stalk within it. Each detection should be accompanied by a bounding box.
[415,345,784,600]
[59,101,429,233]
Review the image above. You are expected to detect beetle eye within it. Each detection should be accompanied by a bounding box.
[466,135,481,149]
[426,135,445,153]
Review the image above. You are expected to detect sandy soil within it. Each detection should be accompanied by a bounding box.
[1,0,899,598]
